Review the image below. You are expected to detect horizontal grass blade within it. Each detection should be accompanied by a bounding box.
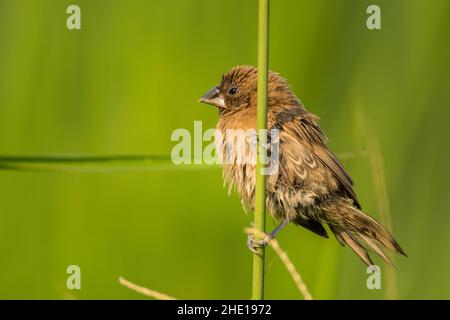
[0,151,364,173]
[0,155,220,173]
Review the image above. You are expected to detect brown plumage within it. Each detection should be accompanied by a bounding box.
[199,65,406,267]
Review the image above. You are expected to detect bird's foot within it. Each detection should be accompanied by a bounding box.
[247,234,270,255]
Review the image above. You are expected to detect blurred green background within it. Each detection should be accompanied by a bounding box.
[0,0,449,299]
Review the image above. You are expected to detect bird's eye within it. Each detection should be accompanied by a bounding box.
[228,87,238,95]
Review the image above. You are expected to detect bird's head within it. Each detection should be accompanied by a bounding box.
[199,65,297,114]
[198,65,257,112]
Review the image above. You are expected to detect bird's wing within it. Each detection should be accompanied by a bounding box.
[274,107,361,209]
[300,117,360,208]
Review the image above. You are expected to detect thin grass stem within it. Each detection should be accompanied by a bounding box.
[0,154,220,172]
[252,0,270,300]
[119,276,177,300]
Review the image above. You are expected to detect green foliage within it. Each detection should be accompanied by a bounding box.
[252,0,270,300]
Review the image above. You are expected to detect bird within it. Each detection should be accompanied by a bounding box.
[198,65,406,267]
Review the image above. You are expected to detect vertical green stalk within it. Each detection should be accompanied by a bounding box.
[252,0,270,300]
[366,122,398,300]
[356,105,398,299]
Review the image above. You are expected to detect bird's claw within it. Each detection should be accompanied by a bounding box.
[247,234,269,255]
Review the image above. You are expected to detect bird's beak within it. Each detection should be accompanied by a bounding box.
[198,86,226,108]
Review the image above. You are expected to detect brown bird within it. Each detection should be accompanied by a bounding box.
[199,65,406,267]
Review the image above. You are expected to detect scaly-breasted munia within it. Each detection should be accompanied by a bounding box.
[199,66,406,266]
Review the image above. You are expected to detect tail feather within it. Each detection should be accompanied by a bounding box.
[323,199,406,267]
[346,206,407,257]
[360,234,394,268]
[339,231,374,267]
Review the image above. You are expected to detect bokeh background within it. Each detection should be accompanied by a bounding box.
[0,0,449,299]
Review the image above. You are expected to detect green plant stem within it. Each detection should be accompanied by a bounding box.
[0,155,220,172]
[356,105,398,300]
[0,152,360,173]
[252,0,270,301]
[365,122,398,300]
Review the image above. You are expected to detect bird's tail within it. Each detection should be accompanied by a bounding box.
[321,198,407,267]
